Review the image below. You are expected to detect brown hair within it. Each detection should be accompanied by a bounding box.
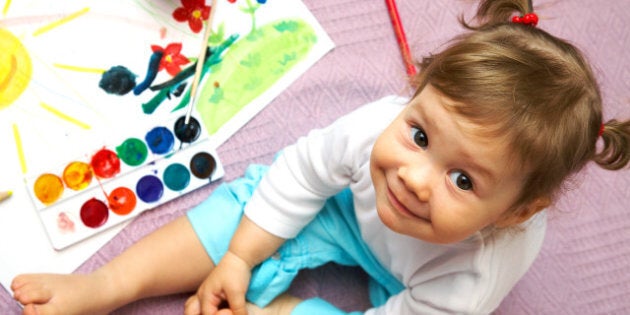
[412,0,630,215]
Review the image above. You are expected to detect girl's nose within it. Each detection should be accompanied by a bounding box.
[397,163,435,202]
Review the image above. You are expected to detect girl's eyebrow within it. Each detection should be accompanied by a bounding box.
[413,100,499,190]
[457,150,499,188]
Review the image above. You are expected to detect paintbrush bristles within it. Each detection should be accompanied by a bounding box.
[185,0,219,125]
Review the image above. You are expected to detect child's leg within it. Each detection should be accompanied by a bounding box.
[11,215,213,315]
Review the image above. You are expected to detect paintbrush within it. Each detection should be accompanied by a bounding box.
[385,0,416,77]
[184,0,219,125]
[0,191,12,203]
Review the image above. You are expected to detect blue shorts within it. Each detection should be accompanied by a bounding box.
[187,164,404,308]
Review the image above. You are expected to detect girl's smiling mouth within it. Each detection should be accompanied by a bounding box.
[386,186,430,222]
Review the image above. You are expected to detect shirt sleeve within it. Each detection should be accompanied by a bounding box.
[368,213,547,315]
[244,95,405,239]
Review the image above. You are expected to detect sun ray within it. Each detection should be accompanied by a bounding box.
[2,0,11,16]
[30,52,107,124]
[53,63,106,74]
[12,123,26,174]
[33,7,90,37]
[39,102,91,130]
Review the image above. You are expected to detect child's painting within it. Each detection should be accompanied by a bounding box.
[0,0,334,175]
[0,0,333,292]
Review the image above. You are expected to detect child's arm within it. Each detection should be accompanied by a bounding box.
[228,215,286,271]
[186,216,286,315]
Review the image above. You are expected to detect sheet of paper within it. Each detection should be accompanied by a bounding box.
[0,0,334,294]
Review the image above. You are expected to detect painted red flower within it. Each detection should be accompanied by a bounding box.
[172,0,211,33]
[151,43,190,76]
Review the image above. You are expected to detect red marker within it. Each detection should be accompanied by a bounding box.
[385,0,416,76]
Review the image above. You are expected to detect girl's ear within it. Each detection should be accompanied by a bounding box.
[494,197,551,228]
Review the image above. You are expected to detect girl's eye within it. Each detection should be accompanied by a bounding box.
[410,127,428,148]
[449,171,473,191]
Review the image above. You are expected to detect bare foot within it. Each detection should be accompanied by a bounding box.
[11,272,120,315]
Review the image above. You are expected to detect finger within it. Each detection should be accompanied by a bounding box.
[184,295,201,315]
[199,291,224,315]
[216,309,234,315]
[225,293,248,315]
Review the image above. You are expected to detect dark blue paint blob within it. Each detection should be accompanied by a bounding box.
[133,51,163,95]
[136,175,164,203]
[99,66,136,95]
[145,126,174,154]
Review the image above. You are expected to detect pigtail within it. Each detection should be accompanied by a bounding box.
[416,0,624,213]
[461,0,530,29]
[594,119,630,170]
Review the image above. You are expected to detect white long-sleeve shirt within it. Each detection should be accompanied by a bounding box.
[245,96,546,314]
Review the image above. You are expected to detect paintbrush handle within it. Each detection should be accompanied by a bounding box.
[185,0,219,124]
[0,191,12,203]
[384,0,416,77]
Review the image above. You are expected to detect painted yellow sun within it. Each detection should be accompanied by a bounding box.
[0,28,32,109]
[0,3,194,180]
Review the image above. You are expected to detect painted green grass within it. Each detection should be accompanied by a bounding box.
[196,19,318,135]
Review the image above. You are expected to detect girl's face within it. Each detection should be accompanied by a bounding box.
[370,85,527,244]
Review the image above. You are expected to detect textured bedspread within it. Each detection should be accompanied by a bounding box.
[2,0,629,314]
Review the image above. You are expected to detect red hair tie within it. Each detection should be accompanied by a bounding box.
[512,13,539,26]
[598,123,605,137]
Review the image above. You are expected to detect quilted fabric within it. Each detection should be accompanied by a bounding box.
[1,0,628,314]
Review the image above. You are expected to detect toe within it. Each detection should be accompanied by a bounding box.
[22,304,39,315]
[13,282,51,305]
[11,274,29,291]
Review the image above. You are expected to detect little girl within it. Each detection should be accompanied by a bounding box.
[11,0,630,314]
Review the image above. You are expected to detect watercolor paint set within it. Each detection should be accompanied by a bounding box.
[25,115,224,250]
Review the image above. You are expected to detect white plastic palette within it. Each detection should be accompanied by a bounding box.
[25,115,224,250]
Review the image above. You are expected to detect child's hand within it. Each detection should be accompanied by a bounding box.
[184,250,252,315]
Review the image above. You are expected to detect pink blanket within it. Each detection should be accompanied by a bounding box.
[2,0,629,313]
